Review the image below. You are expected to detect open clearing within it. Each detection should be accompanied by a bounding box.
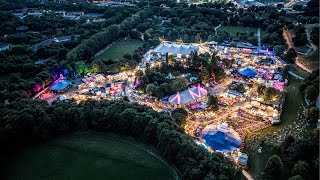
[2,131,177,180]
[217,26,257,36]
[95,40,143,61]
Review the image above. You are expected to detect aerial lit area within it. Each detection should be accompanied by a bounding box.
[0,0,318,180]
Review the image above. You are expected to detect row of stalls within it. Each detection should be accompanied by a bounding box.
[78,74,125,98]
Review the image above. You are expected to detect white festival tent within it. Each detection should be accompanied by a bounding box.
[168,84,207,105]
[153,42,210,55]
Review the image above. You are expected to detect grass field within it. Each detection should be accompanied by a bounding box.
[95,40,143,61]
[245,76,307,178]
[297,54,319,72]
[217,26,257,36]
[2,132,177,180]
[290,66,310,79]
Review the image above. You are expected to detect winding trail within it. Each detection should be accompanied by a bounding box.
[214,24,222,35]
[305,26,318,52]
[95,41,116,57]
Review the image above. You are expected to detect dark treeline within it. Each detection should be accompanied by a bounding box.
[263,129,319,180]
[0,99,241,179]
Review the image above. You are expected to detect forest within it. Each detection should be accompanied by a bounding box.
[0,99,241,179]
[0,0,319,179]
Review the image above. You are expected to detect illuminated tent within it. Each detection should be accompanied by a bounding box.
[201,123,241,151]
[153,42,209,55]
[239,68,258,77]
[168,84,207,105]
[50,80,72,93]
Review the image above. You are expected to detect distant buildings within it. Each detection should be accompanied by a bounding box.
[0,43,11,52]
[276,2,285,9]
[16,26,29,32]
[53,11,104,20]
[31,35,80,51]
[234,0,266,7]
[93,1,135,7]
[11,8,43,19]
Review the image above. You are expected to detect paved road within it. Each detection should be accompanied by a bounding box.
[288,71,305,80]
[257,27,261,50]
[214,24,221,35]
[242,170,254,180]
[282,28,313,73]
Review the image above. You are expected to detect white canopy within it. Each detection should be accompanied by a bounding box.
[153,42,210,55]
[168,84,207,105]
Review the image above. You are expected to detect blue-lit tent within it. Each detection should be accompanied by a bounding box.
[201,124,241,151]
[239,68,258,77]
[50,80,72,93]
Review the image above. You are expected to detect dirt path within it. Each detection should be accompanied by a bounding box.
[214,24,221,35]
[282,28,313,73]
[94,41,115,57]
[305,26,318,52]
[242,170,254,180]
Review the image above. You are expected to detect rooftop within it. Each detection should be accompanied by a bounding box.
[50,80,72,91]
[153,42,210,55]
[168,84,207,105]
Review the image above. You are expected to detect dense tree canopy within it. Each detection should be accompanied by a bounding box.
[0,99,241,179]
[264,155,283,179]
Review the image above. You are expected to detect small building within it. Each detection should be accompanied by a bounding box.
[12,13,26,19]
[54,11,66,16]
[53,35,80,43]
[66,11,84,16]
[16,26,29,32]
[276,2,285,9]
[0,43,10,52]
[237,152,248,167]
[84,13,104,19]
[27,12,43,17]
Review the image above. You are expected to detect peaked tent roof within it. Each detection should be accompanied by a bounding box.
[153,42,209,55]
[168,84,207,105]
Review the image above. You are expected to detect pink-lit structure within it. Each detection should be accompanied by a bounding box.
[33,84,42,93]
[273,82,284,91]
[170,92,182,104]
[169,84,207,105]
